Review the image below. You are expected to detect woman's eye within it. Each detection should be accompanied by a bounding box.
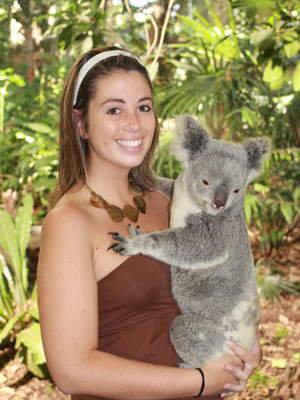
[202,179,209,186]
[107,108,121,115]
[233,188,240,193]
[139,104,152,112]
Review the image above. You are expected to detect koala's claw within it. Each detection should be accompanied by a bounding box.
[127,224,142,237]
[108,232,127,242]
[107,225,142,256]
[108,242,127,255]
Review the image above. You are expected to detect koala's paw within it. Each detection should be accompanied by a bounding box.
[107,224,142,256]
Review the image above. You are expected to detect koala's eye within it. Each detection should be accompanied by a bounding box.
[202,179,210,186]
[233,188,240,193]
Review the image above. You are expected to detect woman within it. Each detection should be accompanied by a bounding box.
[37,46,261,400]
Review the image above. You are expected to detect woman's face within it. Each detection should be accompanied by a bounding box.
[80,70,156,171]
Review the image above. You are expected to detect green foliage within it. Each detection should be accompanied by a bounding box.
[244,148,299,252]
[274,323,289,342]
[154,0,299,255]
[249,370,278,389]
[153,128,181,178]
[256,259,300,301]
[0,194,46,377]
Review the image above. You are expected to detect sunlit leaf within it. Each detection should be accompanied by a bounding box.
[270,358,287,369]
[0,210,20,272]
[0,311,24,344]
[23,123,53,134]
[284,41,300,58]
[292,62,300,91]
[280,203,293,224]
[263,60,284,90]
[15,322,46,365]
[15,194,34,262]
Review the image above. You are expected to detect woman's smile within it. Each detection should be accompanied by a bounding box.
[116,138,144,152]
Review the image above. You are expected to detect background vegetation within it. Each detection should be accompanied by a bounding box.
[0,0,299,397]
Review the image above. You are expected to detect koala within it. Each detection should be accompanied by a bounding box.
[109,115,270,367]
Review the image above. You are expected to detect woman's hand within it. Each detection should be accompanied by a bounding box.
[219,335,262,398]
[201,335,262,398]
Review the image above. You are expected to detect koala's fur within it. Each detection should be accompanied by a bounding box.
[110,115,270,367]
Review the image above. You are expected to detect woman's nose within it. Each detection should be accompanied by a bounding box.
[124,112,141,132]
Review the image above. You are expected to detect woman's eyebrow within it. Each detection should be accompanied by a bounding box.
[100,98,125,105]
[100,96,153,105]
[138,97,153,103]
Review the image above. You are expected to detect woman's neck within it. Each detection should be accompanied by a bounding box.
[84,162,137,206]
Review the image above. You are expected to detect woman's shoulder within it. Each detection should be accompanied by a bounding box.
[42,190,91,238]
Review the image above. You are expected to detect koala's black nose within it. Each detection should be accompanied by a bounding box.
[213,184,228,208]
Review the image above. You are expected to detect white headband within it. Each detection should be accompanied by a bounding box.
[73,50,144,106]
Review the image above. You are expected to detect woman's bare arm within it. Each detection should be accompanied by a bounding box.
[37,207,256,399]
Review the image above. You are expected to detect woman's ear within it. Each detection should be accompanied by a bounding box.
[72,109,89,139]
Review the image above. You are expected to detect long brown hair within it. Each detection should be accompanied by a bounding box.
[56,45,160,202]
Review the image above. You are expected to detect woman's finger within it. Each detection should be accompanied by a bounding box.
[220,392,235,398]
[243,362,254,377]
[224,381,246,392]
[224,364,248,381]
[227,340,260,367]
[227,340,249,362]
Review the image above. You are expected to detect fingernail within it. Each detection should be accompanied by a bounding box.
[224,364,232,372]
[224,384,231,390]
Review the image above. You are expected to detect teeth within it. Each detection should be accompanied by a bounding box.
[116,139,142,148]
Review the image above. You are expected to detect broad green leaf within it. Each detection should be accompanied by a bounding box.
[233,0,275,9]
[253,183,269,194]
[24,123,53,134]
[215,37,239,60]
[15,194,33,261]
[26,350,46,378]
[284,41,300,58]
[282,30,298,42]
[244,194,252,223]
[280,203,293,224]
[15,322,46,365]
[292,62,300,91]
[28,304,39,320]
[293,187,300,202]
[263,60,284,90]
[0,255,14,318]
[0,253,14,298]
[0,210,20,272]
[241,107,256,127]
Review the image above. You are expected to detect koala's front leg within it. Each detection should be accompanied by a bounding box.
[108,224,181,265]
[108,222,227,269]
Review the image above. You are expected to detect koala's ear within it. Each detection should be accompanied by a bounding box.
[171,115,209,163]
[243,137,271,184]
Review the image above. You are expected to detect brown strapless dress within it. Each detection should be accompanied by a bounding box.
[71,254,194,400]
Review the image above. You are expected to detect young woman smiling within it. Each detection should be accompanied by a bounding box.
[37,46,261,400]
